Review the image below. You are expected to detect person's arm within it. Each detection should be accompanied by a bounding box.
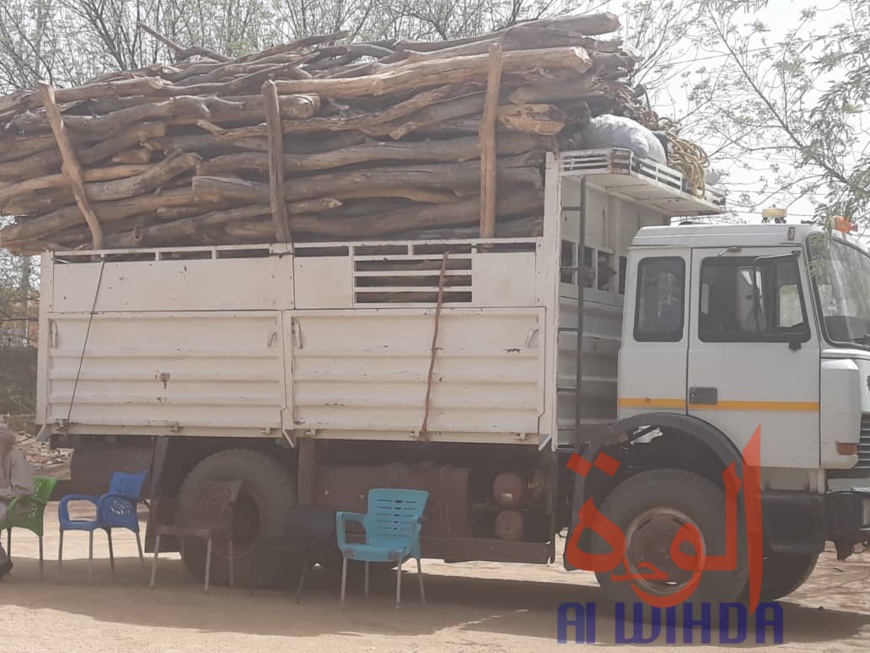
[8,450,35,497]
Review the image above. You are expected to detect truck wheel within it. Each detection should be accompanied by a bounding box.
[177,448,297,588]
[590,469,748,622]
[756,552,818,602]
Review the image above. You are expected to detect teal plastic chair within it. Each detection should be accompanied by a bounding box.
[336,488,429,610]
[0,476,58,577]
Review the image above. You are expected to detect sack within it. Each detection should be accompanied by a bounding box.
[580,114,667,164]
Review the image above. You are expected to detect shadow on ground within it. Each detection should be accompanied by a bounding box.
[1,553,867,648]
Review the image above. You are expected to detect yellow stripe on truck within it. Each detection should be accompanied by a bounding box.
[618,398,819,412]
[690,400,819,412]
[618,398,687,409]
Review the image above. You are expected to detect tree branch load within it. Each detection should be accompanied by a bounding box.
[0,11,705,254]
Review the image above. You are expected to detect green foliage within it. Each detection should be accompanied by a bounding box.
[0,346,36,414]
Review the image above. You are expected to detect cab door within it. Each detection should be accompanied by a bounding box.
[617,248,690,420]
[686,247,820,468]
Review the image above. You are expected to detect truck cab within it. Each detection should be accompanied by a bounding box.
[574,221,870,609]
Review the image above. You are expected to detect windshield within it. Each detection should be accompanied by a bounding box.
[807,233,870,346]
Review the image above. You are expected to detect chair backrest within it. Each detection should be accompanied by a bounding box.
[34,476,58,502]
[185,480,243,525]
[109,470,148,499]
[364,489,429,546]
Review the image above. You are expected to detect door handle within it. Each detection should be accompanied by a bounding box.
[689,387,718,405]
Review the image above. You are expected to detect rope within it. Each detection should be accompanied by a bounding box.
[66,257,106,430]
[631,105,711,198]
[420,251,450,440]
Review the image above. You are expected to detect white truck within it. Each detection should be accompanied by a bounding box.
[34,146,870,606]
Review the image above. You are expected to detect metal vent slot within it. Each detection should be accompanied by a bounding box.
[293,246,350,258]
[858,414,870,470]
[353,255,472,305]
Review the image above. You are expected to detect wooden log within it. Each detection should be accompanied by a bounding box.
[401,214,543,240]
[155,59,320,100]
[389,12,620,56]
[263,80,292,243]
[399,26,623,65]
[234,32,350,64]
[206,84,468,140]
[506,77,612,104]
[137,22,230,63]
[176,58,304,86]
[37,82,103,249]
[0,188,226,245]
[497,104,566,135]
[222,182,542,240]
[0,121,168,185]
[0,77,169,117]
[0,133,59,164]
[7,96,242,137]
[0,164,154,205]
[199,132,546,176]
[2,152,199,209]
[111,148,153,164]
[480,43,503,239]
[270,46,591,99]
[193,154,542,204]
[103,197,343,248]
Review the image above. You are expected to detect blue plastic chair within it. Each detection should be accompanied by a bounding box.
[336,488,429,610]
[58,470,148,583]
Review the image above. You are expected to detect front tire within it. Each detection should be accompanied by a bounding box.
[590,469,748,621]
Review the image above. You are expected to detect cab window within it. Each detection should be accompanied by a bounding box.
[634,257,685,342]
[698,255,810,342]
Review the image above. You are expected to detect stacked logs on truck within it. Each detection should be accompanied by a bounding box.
[0,12,650,254]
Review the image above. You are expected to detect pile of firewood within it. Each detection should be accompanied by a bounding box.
[0,12,655,254]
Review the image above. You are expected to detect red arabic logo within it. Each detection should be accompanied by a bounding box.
[565,425,763,613]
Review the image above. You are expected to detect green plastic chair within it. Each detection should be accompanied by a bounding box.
[1,476,58,577]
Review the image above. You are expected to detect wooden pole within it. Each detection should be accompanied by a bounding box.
[479,42,503,238]
[37,81,104,250]
[262,79,292,243]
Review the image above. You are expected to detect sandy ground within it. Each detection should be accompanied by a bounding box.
[1,503,869,653]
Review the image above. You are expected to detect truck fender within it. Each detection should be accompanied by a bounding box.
[563,413,745,570]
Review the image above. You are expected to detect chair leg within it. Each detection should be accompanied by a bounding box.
[395,558,403,611]
[6,529,10,556]
[39,536,44,579]
[228,538,234,590]
[88,530,94,585]
[364,562,370,600]
[107,529,116,582]
[416,558,425,605]
[179,537,186,583]
[150,534,160,589]
[135,530,145,568]
[204,537,213,594]
[340,556,348,609]
[58,530,64,581]
[296,557,309,604]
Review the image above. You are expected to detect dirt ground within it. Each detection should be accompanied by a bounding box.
[1,502,869,653]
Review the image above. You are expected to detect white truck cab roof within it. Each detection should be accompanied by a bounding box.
[630,222,855,250]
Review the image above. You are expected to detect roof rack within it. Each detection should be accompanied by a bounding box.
[558,148,726,217]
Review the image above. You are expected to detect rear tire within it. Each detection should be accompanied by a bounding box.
[590,469,748,624]
[177,448,297,588]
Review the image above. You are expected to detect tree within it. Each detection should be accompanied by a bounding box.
[678,0,870,228]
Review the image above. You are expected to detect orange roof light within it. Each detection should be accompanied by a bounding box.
[833,215,856,233]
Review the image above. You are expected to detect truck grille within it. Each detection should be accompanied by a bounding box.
[859,414,870,470]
